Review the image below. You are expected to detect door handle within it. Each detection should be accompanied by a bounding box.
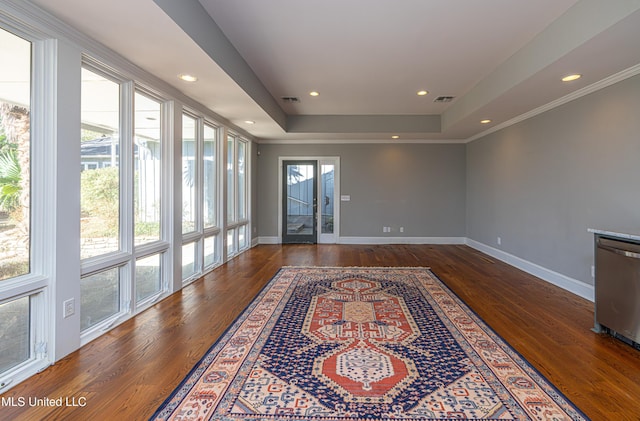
[598,244,640,259]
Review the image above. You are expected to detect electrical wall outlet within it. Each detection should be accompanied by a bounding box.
[63,298,75,318]
[497,237,502,246]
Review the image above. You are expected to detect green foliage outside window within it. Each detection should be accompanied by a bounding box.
[0,150,21,213]
[81,166,119,237]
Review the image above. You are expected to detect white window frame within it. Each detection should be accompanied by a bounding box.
[0,19,54,392]
[181,109,222,284]
[224,133,250,260]
[131,86,171,311]
[202,121,222,269]
[78,71,172,345]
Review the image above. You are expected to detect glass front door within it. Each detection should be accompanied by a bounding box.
[282,161,317,243]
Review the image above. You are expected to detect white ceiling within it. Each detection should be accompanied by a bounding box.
[27,0,640,142]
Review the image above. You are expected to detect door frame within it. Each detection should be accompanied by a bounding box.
[277,156,340,244]
[282,160,318,244]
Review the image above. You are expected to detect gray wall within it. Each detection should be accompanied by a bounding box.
[257,143,466,239]
[250,140,259,243]
[255,74,640,289]
[467,73,640,286]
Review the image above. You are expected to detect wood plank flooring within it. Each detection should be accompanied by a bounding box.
[1,244,639,420]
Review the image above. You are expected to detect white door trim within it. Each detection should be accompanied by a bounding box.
[277,156,340,244]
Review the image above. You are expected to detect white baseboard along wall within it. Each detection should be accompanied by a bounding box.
[256,236,594,301]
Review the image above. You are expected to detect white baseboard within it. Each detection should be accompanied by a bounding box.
[258,236,466,245]
[258,236,280,244]
[339,236,467,245]
[465,239,594,302]
[255,235,593,301]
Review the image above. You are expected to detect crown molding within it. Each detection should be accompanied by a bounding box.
[466,62,640,143]
[253,61,640,146]
[257,137,467,145]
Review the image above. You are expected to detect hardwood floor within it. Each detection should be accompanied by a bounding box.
[1,244,639,420]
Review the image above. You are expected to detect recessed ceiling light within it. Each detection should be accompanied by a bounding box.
[417,90,428,96]
[480,119,492,124]
[562,74,582,82]
[178,74,198,82]
[309,91,319,97]
[244,120,255,125]
[391,135,400,139]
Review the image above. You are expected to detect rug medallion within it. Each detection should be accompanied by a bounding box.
[152,267,588,420]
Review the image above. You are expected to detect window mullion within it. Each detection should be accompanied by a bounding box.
[196,118,204,235]
[196,119,204,273]
[121,81,135,316]
[120,80,135,257]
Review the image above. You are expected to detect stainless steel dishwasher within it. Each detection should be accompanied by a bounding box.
[594,235,640,346]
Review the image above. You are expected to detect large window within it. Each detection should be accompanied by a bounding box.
[80,65,169,338]
[0,2,256,393]
[203,124,217,229]
[182,112,220,282]
[0,28,31,281]
[80,66,125,333]
[237,140,246,221]
[226,135,235,223]
[226,134,249,258]
[80,68,121,259]
[134,92,162,246]
[0,26,32,377]
[0,25,48,391]
[203,124,219,268]
[182,114,197,235]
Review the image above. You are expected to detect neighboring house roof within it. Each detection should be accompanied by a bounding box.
[81,136,118,157]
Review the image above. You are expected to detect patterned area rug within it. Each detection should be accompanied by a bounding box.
[151,267,588,420]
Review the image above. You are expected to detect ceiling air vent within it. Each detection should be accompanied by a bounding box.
[433,96,455,103]
[281,96,300,103]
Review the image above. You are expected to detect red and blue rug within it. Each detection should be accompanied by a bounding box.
[151,267,588,420]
